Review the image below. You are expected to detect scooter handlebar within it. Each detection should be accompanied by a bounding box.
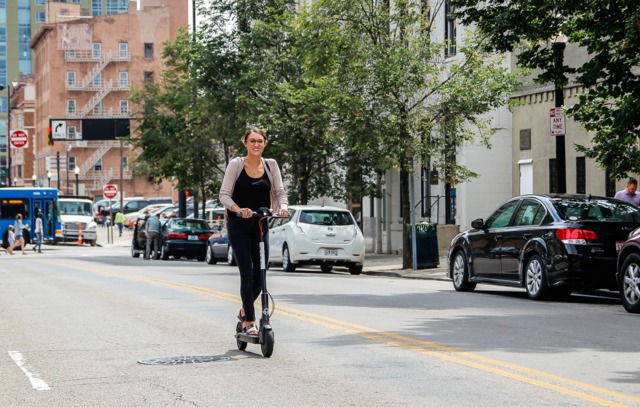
[235,209,288,219]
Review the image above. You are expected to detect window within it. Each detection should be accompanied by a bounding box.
[93,72,102,87]
[486,200,519,229]
[68,126,77,139]
[67,100,76,115]
[68,156,76,171]
[92,0,103,17]
[576,157,586,194]
[144,43,154,58]
[66,50,76,59]
[106,0,128,14]
[0,98,6,114]
[513,199,545,227]
[0,27,6,56]
[0,60,6,86]
[143,71,154,83]
[93,100,102,116]
[122,156,129,171]
[118,42,128,58]
[94,158,102,171]
[66,71,76,86]
[120,100,128,114]
[36,0,46,4]
[35,11,46,22]
[119,71,128,87]
[444,1,456,57]
[92,43,101,58]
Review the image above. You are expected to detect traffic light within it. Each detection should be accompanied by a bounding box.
[47,125,54,146]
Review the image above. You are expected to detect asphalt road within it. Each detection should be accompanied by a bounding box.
[1,244,639,407]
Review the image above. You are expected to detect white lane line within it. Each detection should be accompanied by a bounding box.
[8,351,51,391]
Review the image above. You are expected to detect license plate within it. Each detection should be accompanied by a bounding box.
[325,249,338,256]
[616,241,624,253]
[188,235,198,241]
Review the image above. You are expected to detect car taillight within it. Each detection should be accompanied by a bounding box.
[199,233,212,241]
[167,232,187,239]
[556,228,598,245]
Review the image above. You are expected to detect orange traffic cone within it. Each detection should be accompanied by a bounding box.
[78,223,83,246]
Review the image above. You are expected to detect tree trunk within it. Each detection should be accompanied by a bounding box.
[401,168,412,269]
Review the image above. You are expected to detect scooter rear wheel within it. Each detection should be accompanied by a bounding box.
[236,321,247,351]
[261,329,274,357]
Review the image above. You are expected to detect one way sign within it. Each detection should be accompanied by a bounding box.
[51,120,67,139]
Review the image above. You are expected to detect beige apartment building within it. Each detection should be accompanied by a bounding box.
[28,0,187,198]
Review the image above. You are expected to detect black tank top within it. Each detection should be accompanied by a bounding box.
[229,169,271,217]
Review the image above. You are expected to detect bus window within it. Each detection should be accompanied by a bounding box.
[0,199,30,221]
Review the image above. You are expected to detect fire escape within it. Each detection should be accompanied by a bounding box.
[65,48,132,192]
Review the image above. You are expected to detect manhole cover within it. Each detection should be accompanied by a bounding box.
[138,355,231,365]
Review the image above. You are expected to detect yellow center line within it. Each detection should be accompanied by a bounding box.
[38,259,639,407]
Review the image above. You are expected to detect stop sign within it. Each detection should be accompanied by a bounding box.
[10,130,28,148]
[103,184,118,199]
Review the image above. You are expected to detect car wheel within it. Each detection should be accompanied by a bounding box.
[206,245,217,265]
[525,254,548,300]
[320,265,333,273]
[197,254,206,262]
[227,245,236,266]
[619,253,640,313]
[131,244,140,258]
[161,244,169,260]
[348,264,363,275]
[90,239,96,247]
[282,245,296,273]
[451,250,476,292]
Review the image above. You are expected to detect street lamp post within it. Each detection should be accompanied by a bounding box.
[0,83,11,186]
[32,174,37,187]
[553,34,567,194]
[74,166,80,195]
[47,170,51,187]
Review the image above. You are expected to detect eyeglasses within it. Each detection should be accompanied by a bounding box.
[247,139,266,145]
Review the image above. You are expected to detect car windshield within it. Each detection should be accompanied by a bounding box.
[171,219,211,230]
[299,211,354,225]
[60,201,93,216]
[552,198,640,222]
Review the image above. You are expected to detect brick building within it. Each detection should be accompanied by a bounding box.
[28,0,187,198]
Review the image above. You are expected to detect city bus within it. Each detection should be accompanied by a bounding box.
[0,187,62,245]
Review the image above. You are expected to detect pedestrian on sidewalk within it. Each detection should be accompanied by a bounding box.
[114,211,125,237]
[13,214,27,255]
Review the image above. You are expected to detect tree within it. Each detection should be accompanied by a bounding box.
[297,0,520,268]
[450,0,640,179]
[129,29,224,202]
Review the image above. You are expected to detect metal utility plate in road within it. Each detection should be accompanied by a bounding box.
[137,355,232,365]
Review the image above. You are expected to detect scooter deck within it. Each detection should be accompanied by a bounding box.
[235,332,260,344]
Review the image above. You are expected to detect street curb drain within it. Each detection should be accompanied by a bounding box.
[138,355,231,365]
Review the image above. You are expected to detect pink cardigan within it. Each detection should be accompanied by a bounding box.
[219,157,289,212]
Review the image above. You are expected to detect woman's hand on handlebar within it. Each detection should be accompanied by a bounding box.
[236,208,253,218]
[277,208,289,217]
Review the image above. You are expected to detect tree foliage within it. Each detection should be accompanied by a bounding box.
[450,0,640,179]
[296,0,520,267]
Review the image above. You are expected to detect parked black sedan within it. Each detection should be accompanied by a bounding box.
[159,218,213,261]
[448,194,640,300]
[616,227,640,313]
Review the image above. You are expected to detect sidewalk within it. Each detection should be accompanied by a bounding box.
[362,253,450,281]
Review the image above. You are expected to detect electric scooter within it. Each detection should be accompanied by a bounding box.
[234,208,284,357]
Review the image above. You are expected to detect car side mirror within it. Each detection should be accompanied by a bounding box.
[471,218,486,230]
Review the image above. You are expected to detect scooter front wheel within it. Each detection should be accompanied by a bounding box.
[261,328,274,357]
[236,321,247,351]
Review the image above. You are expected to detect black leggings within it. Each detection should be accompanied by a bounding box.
[227,217,270,322]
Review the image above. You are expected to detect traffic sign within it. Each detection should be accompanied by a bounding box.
[550,107,566,136]
[10,129,28,148]
[103,184,118,199]
[51,120,67,139]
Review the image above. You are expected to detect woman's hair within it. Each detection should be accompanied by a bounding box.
[16,214,22,220]
[8,225,14,231]
[242,127,267,143]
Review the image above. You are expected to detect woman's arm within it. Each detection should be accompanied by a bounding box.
[219,158,242,211]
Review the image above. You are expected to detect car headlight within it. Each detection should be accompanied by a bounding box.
[88,222,97,230]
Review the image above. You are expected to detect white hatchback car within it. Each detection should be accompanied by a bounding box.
[268,205,365,275]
